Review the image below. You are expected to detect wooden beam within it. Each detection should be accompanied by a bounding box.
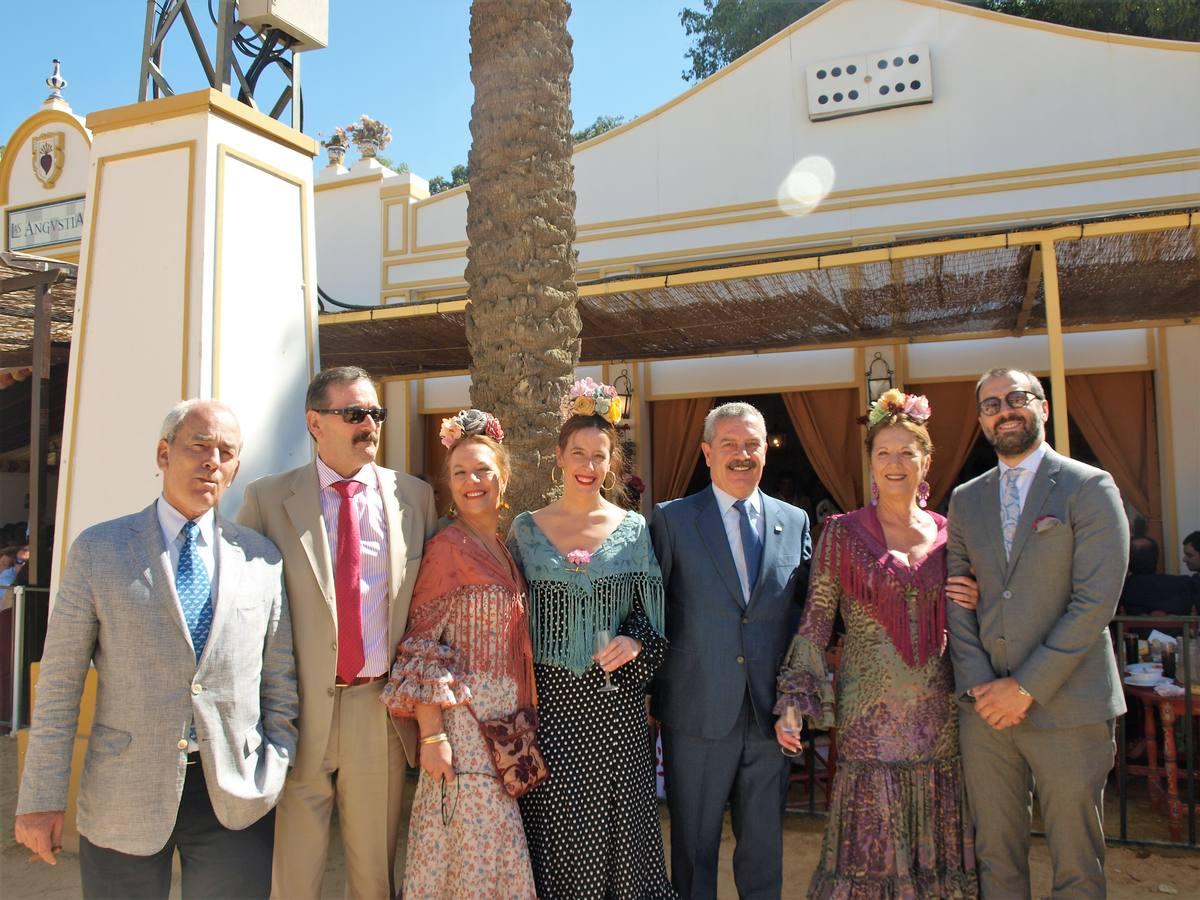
[1040,239,1070,457]
[0,269,65,294]
[1014,246,1043,335]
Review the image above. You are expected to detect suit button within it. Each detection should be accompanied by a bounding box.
[1002,590,1013,599]
[741,617,749,624]
[191,683,202,694]
[736,655,745,664]
[177,739,188,750]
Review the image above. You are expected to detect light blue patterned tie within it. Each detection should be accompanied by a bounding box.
[177,521,213,662]
[1001,467,1024,559]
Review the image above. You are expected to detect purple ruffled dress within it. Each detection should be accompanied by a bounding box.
[775,507,978,899]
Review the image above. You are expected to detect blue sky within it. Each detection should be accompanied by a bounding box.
[1,1,697,181]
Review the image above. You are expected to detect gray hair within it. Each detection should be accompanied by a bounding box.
[306,366,374,410]
[703,401,766,444]
[159,399,241,449]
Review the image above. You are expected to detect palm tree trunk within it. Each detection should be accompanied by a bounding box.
[465,0,579,517]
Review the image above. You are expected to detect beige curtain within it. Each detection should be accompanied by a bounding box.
[651,398,711,503]
[423,414,451,518]
[1066,371,1164,562]
[782,389,863,513]
[907,381,982,512]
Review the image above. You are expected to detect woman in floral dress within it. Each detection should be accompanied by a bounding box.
[507,378,675,899]
[775,390,979,899]
[381,409,536,899]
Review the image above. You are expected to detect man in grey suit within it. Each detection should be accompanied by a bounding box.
[947,368,1128,899]
[651,401,811,899]
[15,400,298,899]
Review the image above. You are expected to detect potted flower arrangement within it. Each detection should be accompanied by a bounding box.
[346,114,392,159]
[319,126,349,167]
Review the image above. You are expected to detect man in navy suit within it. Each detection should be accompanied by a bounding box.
[651,401,812,899]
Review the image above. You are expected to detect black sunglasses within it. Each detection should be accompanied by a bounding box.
[977,390,1042,417]
[312,406,388,424]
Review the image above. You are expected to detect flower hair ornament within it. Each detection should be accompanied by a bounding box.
[559,377,623,425]
[439,408,505,448]
[860,388,932,429]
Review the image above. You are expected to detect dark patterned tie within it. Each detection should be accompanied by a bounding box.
[734,498,762,596]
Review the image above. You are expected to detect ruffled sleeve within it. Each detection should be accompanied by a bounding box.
[380,534,471,717]
[773,520,842,730]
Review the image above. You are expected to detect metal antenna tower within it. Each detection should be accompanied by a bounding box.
[138,0,305,128]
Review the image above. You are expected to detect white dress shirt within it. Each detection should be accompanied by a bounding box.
[317,457,391,678]
[997,440,1049,516]
[712,484,764,604]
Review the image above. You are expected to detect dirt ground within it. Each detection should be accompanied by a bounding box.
[2,735,1197,898]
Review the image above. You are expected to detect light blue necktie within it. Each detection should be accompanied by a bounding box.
[733,498,762,596]
[177,521,213,662]
[1001,467,1024,559]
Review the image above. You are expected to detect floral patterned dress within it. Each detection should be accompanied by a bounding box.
[507,511,675,900]
[775,507,978,900]
[380,526,537,900]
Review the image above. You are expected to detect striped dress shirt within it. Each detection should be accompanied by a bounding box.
[317,457,392,678]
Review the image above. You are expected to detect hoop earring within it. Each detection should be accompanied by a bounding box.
[550,465,562,485]
[601,471,617,492]
[870,480,879,506]
[917,480,930,509]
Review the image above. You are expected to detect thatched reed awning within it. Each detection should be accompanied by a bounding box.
[318,211,1199,378]
[0,251,77,370]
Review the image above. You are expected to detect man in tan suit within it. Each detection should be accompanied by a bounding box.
[238,367,437,899]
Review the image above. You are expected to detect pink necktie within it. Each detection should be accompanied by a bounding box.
[333,480,365,683]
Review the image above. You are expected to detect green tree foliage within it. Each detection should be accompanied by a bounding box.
[678,0,1199,83]
[680,0,825,81]
[572,114,626,143]
[372,155,410,174]
[983,0,1200,41]
[429,163,470,195]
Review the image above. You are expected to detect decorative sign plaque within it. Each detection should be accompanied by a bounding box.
[7,196,85,251]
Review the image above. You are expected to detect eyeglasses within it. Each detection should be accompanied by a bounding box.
[311,406,388,424]
[977,390,1042,417]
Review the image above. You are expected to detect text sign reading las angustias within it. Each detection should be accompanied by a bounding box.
[7,196,85,251]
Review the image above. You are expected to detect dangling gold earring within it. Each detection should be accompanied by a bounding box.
[601,471,617,492]
[550,465,563,485]
[498,485,510,510]
[447,502,458,519]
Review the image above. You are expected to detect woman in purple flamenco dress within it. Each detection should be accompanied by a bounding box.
[775,391,979,899]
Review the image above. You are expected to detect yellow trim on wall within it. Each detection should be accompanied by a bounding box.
[313,171,387,192]
[213,145,315,396]
[0,109,93,207]
[86,89,317,157]
[59,141,197,585]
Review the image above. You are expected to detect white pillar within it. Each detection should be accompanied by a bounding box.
[52,89,319,592]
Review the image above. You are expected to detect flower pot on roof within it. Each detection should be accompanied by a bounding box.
[320,127,349,167]
[347,115,392,160]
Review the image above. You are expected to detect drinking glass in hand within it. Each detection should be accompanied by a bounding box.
[595,629,620,693]
[780,705,802,758]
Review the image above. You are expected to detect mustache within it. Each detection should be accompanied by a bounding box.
[353,433,379,446]
[727,460,757,471]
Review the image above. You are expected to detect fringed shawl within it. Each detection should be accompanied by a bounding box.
[382,525,535,714]
[507,510,667,676]
[828,506,949,668]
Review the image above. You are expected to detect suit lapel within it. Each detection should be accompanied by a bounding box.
[749,494,780,607]
[284,464,337,618]
[201,516,244,667]
[1005,450,1060,578]
[377,466,409,648]
[129,502,194,653]
[977,468,1007,578]
[694,487,744,605]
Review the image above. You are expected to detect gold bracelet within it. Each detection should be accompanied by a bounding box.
[419,732,449,746]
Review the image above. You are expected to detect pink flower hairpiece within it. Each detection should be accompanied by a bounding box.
[439,408,505,448]
[559,378,623,425]
[860,388,932,427]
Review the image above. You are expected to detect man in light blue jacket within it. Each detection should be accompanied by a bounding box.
[15,400,298,899]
